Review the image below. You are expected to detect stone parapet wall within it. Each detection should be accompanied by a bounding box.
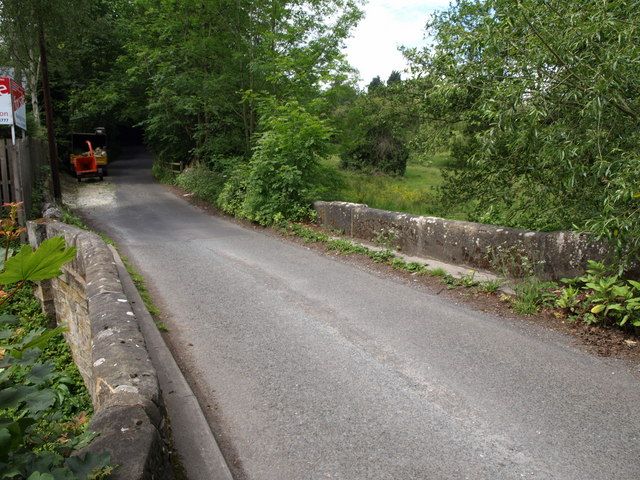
[314,201,612,280]
[28,219,172,480]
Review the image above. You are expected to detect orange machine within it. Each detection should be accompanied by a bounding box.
[73,141,104,182]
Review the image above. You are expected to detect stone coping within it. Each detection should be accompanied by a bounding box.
[27,219,172,480]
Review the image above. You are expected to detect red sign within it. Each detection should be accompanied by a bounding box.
[10,78,26,130]
[0,77,12,125]
[0,76,26,130]
[0,77,9,95]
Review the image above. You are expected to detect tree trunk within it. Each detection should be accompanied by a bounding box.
[28,48,41,127]
[38,23,61,201]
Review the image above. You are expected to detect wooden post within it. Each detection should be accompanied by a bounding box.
[38,22,61,201]
[9,140,26,226]
[0,140,12,204]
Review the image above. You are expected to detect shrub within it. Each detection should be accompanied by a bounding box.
[175,162,226,204]
[0,204,110,477]
[151,160,175,184]
[221,100,332,225]
[341,126,408,176]
[557,261,640,327]
[338,94,411,176]
[217,162,251,217]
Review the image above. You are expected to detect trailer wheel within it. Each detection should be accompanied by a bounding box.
[77,175,81,182]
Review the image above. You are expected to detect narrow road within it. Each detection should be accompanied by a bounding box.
[76,148,639,480]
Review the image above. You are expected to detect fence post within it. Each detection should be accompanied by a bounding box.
[0,139,12,204]
[9,140,26,226]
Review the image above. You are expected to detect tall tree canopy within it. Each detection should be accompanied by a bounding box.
[118,0,362,166]
[406,0,640,261]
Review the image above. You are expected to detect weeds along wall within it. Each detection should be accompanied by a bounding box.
[27,219,172,480]
[314,201,615,280]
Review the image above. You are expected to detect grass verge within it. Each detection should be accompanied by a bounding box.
[281,222,502,295]
[319,153,465,218]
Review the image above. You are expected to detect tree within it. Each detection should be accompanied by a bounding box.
[337,87,417,175]
[407,0,640,264]
[387,70,401,86]
[367,75,384,92]
[122,0,363,167]
[0,0,93,200]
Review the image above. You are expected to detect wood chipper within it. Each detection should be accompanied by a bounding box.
[69,128,108,176]
[72,140,104,182]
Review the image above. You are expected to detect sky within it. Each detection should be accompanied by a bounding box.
[344,0,450,86]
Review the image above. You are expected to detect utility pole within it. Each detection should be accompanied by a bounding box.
[38,22,61,201]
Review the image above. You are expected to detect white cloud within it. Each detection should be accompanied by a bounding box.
[344,0,449,86]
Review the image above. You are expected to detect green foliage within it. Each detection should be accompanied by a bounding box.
[479,279,502,294]
[219,101,332,225]
[175,163,226,206]
[151,162,176,186]
[428,267,447,278]
[513,278,557,315]
[386,71,402,86]
[0,239,77,286]
[0,311,109,478]
[121,0,362,164]
[217,163,251,218]
[337,90,414,176]
[406,0,640,263]
[367,76,384,92]
[557,261,640,327]
[0,201,107,478]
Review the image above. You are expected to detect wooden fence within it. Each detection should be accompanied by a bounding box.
[0,138,49,224]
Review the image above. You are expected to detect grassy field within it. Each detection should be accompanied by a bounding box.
[321,152,463,218]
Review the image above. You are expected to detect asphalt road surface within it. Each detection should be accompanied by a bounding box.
[75,148,640,480]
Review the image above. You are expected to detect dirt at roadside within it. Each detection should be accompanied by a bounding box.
[61,172,116,210]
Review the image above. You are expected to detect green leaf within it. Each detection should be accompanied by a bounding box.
[0,428,10,456]
[590,304,606,314]
[0,237,76,285]
[0,385,32,409]
[16,327,65,354]
[65,452,111,479]
[25,389,57,414]
[0,330,13,341]
[27,473,55,480]
[0,314,18,325]
[28,363,57,385]
[605,304,624,312]
[628,280,640,290]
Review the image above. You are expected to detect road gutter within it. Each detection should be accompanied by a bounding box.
[109,245,234,480]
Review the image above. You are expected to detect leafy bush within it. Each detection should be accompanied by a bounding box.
[0,312,110,478]
[408,0,640,264]
[0,204,110,477]
[175,163,226,205]
[219,100,332,225]
[217,163,251,217]
[151,161,176,185]
[338,94,412,176]
[557,261,640,327]
[341,127,408,176]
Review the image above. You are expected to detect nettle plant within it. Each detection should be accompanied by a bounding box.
[0,203,110,478]
[558,261,640,328]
